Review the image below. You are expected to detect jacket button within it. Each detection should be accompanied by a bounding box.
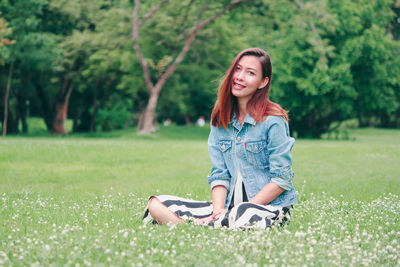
[237,153,241,157]
[249,193,253,197]
[237,137,241,141]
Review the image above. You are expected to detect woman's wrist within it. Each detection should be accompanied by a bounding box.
[213,208,226,214]
[212,209,227,219]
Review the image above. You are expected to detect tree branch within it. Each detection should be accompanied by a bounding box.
[2,61,13,136]
[179,0,196,33]
[133,0,154,92]
[196,0,211,25]
[193,0,253,33]
[153,31,197,93]
[139,0,169,26]
[293,0,303,8]
[153,0,253,94]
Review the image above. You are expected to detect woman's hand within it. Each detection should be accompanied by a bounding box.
[196,185,228,224]
[195,209,227,225]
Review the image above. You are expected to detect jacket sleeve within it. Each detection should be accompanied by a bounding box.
[267,117,295,191]
[207,126,231,190]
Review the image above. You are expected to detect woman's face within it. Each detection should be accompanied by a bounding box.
[231,55,268,105]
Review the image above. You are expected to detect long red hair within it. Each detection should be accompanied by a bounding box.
[211,48,288,128]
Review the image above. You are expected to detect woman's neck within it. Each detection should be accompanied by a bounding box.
[238,103,247,125]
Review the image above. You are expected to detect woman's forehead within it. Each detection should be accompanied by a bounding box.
[237,55,262,70]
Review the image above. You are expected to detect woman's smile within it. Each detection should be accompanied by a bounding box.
[231,55,267,105]
[232,81,246,90]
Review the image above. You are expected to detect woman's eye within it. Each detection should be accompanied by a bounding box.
[248,71,255,75]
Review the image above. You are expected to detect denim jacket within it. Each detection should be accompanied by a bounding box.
[207,114,297,209]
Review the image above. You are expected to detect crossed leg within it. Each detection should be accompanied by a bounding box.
[147,197,184,225]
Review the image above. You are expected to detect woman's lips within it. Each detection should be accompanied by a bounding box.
[233,82,245,89]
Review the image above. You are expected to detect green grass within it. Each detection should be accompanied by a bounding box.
[0,126,399,266]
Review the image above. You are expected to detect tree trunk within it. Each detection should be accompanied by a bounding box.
[90,80,99,132]
[2,61,13,136]
[5,110,19,134]
[139,90,160,133]
[133,0,251,134]
[52,82,73,135]
[34,80,54,131]
[91,80,111,132]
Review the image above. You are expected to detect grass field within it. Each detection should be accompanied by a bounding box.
[0,125,399,266]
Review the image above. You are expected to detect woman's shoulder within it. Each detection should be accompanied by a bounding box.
[209,123,233,137]
[261,115,291,137]
[262,115,288,127]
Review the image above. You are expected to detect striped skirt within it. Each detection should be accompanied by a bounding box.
[142,195,292,230]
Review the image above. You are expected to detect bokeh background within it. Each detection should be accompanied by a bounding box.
[1,0,399,137]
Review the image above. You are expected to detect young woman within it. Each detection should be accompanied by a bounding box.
[143,48,297,229]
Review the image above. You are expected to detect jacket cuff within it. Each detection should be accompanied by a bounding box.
[210,180,229,190]
[271,176,292,191]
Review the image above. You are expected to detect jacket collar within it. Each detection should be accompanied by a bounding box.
[230,113,257,130]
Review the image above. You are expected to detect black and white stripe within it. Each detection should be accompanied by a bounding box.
[210,202,291,229]
[142,195,292,230]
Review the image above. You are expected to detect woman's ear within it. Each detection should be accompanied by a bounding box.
[258,77,269,89]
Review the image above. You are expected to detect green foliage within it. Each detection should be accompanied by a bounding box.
[0,0,61,133]
[334,0,400,128]
[53,0,136,132]
[253,0,399,137]
[1,0,399,136]
[0,14,13,65]
[136,0,250,124]
[96,96,132,131]
[156,15,246,124]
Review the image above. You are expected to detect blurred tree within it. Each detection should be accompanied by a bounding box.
[0,0,61,134]
[0,14,13,65]
[1,0,398,136]
[61,0,141,132]
[330,0,399,128]
[270,0,356,137]
[0,14,15,136]
[132,0,254,133]
[245,0,400,137]
[379,0,400,127]
[1,0,137,134]
[45,0,110,134]
[157,14,249,125]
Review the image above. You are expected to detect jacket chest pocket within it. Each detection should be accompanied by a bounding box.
[245,140,268,167]
[218,140,232,162]
[218,140,232,153]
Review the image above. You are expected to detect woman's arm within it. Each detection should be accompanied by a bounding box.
[249,182,284,205]
[211,185,228,213]
[207,126,231,190]
[267,118,295,191]
[249,117,294,205]
[196,185,227,224]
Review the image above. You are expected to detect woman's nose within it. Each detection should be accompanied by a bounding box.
[235,70,244,80]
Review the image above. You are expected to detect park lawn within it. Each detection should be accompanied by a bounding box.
[0,126,399,266]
